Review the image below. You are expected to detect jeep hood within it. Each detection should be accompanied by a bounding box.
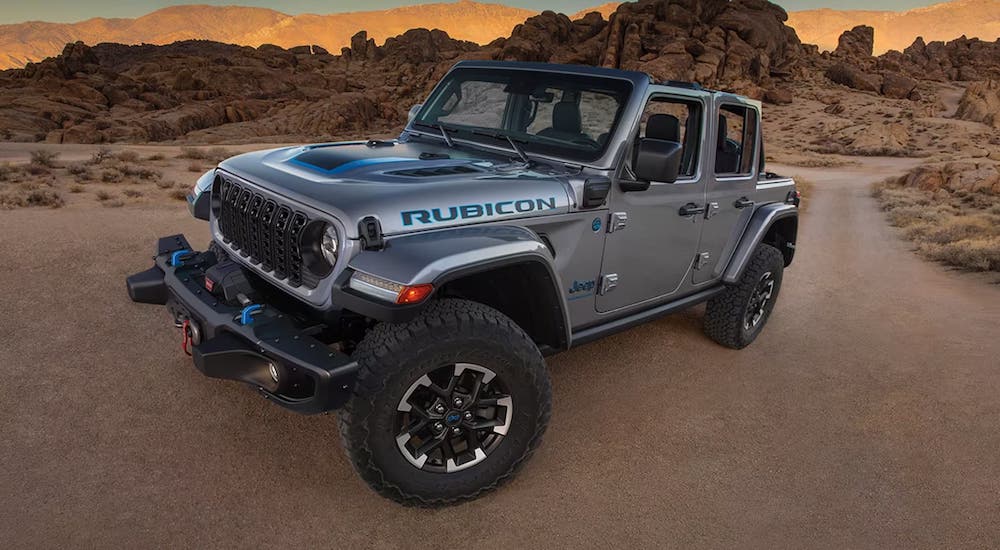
[218,140,574,238]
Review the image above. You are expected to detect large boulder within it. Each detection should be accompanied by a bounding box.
[825,62,880,93]
[955,80,1000,128]
[834,25,874,59]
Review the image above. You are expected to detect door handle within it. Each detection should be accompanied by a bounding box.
[679,203,706,217]
[734,197,754,209]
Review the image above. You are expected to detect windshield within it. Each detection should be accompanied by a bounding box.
[413,67,633,163]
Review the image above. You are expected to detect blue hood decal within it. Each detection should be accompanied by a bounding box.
[289,155,415,175]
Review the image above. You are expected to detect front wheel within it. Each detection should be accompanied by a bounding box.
[339,299,551,506]
[704,243,785,349]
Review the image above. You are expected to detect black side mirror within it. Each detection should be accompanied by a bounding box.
[628,138,683,190]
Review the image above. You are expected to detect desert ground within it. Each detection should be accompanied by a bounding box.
[1,143,999,546]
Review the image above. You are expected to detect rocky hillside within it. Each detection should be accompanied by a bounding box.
[0,1,536,70]
[0,0,810,144]
[787,0,1000,54]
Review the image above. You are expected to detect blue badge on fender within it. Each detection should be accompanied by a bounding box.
[592,217,602,232]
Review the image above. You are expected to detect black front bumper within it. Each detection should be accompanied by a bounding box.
[126,235,358,414]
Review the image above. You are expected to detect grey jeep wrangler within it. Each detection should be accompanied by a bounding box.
[127,61,799,506]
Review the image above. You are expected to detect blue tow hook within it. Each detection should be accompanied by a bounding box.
[239,304,263,325]
[170,249,192,267]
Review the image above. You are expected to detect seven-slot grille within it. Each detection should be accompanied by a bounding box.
[217,177,317,289]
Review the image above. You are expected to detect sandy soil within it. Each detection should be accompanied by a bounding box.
[2,153,1000,547]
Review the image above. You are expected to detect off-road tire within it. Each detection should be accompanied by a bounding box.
[339,298,551,506]
[704,243,784,349]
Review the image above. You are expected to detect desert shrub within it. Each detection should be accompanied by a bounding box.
[145,153,166,161]
[178,146,233,163]
[873,169,1000,272]
[0,163,21,182]
[89,147,114,165]
[69,184,85,193]
[123,189,143,198]
[187,162,203,172]
[119,163,162,181]
[155,179,175,189]
[29,149,59,167]
[169,188,188,201]
[96,190,114,201]
[116,150,140,163]
[102,198,125,208]
[0,185,64,209]
[101,168,123,184]
[25,164,50,176]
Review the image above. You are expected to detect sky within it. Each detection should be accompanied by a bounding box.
[0,0,949,25]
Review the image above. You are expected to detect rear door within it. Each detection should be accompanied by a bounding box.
[596,93,707,313]
[693,100,760,284]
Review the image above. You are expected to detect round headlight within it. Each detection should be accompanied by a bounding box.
[300,221,338,277]
[321,224,339,264]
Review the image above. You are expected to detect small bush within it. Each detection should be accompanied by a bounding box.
[169,188,188,201]
[145,153,166,161]
[102,198,125,208]
[187,162,203,172]
[123,189,143,198]
[178,146,232,163]
[155,179,175,189]
[116,150,140,163]
[101,169,123,184]
[89,147,114,165]
[25,164,50,176]
[96,190,114,201]
[69,185,85,193]
[29,149,59,167]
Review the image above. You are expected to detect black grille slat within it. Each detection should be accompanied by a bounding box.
[215,178,316,289]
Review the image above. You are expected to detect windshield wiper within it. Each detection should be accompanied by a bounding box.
[470,128,531,165]
[414,121,455,148]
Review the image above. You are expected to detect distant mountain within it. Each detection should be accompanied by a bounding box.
[787,0,1000,54]
[0,1,537,69]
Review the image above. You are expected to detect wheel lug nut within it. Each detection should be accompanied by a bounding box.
[434,404,445,414]
[451,427,461,435]
[453,397,463,407]
[433,422,444,431]
[463,411,473,420]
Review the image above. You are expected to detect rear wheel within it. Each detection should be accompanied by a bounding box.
[704,243,785,349]
[339,299,551,506]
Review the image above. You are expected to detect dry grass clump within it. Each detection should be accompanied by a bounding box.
[187,162,204,172]
[145,153,166,161]
[0,163,64,209]
[169,188,188,201]
[115,150,140,163]
[874,175,1000,272]
[178,146,233,163]
[29,149,59,167]
[88,147,115,165]
[123,189,143,198]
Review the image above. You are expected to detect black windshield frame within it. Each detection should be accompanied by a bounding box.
[413,68,634,163]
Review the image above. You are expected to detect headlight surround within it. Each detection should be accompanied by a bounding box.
[300,221,338,277]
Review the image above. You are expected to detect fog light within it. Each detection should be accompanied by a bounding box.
[268,362,279,384]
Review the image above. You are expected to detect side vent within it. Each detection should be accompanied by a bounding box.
[389,165,480,178]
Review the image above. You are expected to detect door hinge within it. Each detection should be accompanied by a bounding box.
[599,273,618,295]
[694,252,711,270]
[608,212,628,233]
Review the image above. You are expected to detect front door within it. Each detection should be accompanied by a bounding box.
[596,94,707,313]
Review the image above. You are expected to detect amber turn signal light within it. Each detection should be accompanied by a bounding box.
[396,284,434,304]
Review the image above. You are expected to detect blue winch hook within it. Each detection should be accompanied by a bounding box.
[239,304,263,325]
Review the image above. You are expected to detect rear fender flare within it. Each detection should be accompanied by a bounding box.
[722,203,798,285]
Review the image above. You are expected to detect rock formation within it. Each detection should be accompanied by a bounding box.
[955,80,1000,128]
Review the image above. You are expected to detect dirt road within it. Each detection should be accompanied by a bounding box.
[2,158,999,547]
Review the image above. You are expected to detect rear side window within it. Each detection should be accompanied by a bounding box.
[715,104,758,176]
[638,97,702,178]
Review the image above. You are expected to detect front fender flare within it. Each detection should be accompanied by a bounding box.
[332,225,570,345]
